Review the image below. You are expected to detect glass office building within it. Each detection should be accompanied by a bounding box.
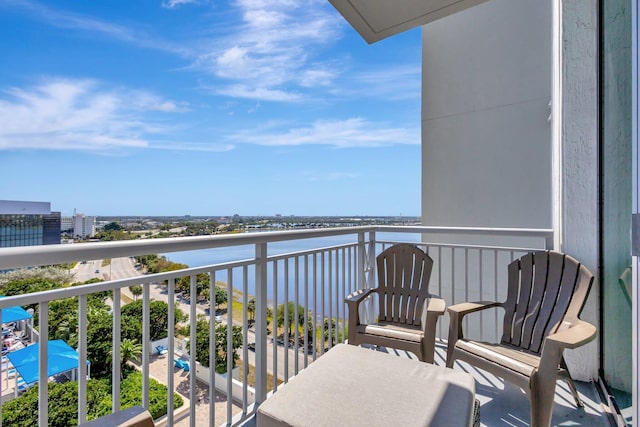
[0,201,61,248]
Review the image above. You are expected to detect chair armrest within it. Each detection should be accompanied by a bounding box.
[447,301,502,317]
[544,320,597,351]
[422,296,446,333]
[426,295,446,316]
[421,296,446,363]
[345,288,377,345]
[536,320,597,395]
[446,301,501,368]
[345,288,376,306]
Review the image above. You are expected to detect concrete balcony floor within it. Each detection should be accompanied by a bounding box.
[428,343,610,426]
[241,342,610,427]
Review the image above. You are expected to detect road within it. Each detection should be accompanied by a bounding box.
[71,257,308,381]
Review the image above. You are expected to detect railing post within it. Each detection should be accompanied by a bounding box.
[357,232,366,291]
[368,231,376,288]
[142,282,150,409]
[167,279,175,427]
[255,242,268,404]
[366,232,376,322]
[38,302,49,427]
[189,275,197,427]
[78,295,88,424]
[112,289,121,412]
[0,309,2,427]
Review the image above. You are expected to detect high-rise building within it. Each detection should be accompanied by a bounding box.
[61,212,97,239]
[0,200,61,248]
[72,213,96,239]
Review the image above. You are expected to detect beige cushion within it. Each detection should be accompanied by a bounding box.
[257,343,475,427]
[79,406,154,427]
[357,321,423,342]
[455,339,540,378]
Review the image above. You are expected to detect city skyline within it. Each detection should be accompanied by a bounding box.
[0,1,422,217]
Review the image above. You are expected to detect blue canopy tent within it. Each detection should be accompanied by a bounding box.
[0,297,32,324]
[7,340,89,386]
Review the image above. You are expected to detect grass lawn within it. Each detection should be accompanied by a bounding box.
[237,360,283,393]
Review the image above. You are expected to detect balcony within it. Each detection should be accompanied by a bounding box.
[0,226,609,426]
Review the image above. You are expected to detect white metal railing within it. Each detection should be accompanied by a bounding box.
[0,225,553,427]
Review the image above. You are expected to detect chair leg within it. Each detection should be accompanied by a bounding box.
[563,376,583,408]
[559,358,583,407]
[530,382,555,427]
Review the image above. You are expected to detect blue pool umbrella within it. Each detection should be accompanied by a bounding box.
[7,340,89,385]
[0,297,32,324]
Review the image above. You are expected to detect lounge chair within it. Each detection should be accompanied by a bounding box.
[155,345,168,356]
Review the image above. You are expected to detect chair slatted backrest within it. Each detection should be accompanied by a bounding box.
[501,251,594,354]
[376,244,433,326]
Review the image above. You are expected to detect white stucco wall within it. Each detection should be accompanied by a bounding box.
[558,0,599,382]
[421,0,600,380]
[421,0,552,229]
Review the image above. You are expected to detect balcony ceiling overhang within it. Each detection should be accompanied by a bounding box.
[328,0,488,44]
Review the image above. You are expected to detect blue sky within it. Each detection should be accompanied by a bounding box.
[0,0,422,217]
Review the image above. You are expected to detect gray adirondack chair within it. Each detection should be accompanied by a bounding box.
[345,243,446,363]
[446,251,596,427]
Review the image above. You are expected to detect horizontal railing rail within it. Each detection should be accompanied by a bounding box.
[0,225,554,269]
[0,226,553,427]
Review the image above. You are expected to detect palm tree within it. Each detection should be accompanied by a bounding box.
[119,338,142,378]
[247,297,256,322]
[129,285,143,301]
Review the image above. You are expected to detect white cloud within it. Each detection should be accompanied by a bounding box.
[162,0,201,9]
[229,118,419,148]
[3,0,190,56]
[152,141,235,152]
[194,0,343,101]
[0,78,197,153]
[216,85,301,102]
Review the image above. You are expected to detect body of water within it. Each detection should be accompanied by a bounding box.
[160,232,421,302]
[162,232,420,268]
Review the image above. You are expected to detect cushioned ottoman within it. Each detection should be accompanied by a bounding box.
[257,344,476,427]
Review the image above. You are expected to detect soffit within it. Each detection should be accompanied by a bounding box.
[329,0,489,44]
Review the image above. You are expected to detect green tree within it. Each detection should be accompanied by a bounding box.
[117,338,142,379]
[276,302,306,336]
[196,273,210,301]
[121,299,187,342]
[189,317,243,373]
[129,285,143,301]
[213,283,228,313]
[1,371,183,425]
[103,222,123,232]
[2,278,59,312]
[1,379,110,427]
[247,297,256,322]
[323,318,341,342]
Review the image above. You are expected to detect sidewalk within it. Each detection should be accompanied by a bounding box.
[146,353,242,426]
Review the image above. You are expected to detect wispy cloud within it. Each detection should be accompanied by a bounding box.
[228,118,419,148]
[334,66,421,101]
[1,0,190,56]
[194,0,344,101]
[0,78,223,153]
[162,0,202,9]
